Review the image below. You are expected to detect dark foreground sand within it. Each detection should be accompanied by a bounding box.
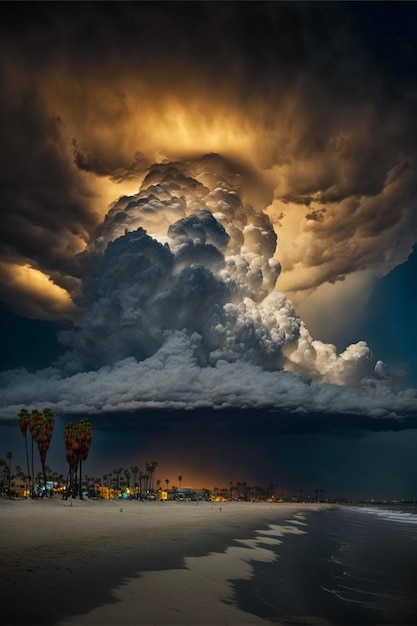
[0,498,324,625]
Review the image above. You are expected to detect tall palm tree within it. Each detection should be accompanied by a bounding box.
[178,475,183,491]
[0,459,7,494]
[143,472,150,496]
[15,465,24,480]
[138,471,144,499]
[145,462,152,494]
[18,409,31,495]
[145,461,158,495]
[76,418,92,499]
[63,421,78,499]
[29,410,42,497]
[62,419,91,499]
[150,461,158,494]
[165,478,170,491]
[32,408,55,495]
[6,452,13,497]
[113,467,123,492]
[130,466,139,490]
[124,468,131,489]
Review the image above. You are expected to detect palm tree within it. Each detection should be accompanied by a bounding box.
[178,475,183,491]
[63,421,78,499]
[165,478,170,492]
[62,419,92,499]
[0,459,7,494]
[144,462,152,495]
[29,410,42,497]
[130,466,139,491]
[18,409,31,494]
[6,452,13,497]
[138,471,144,499]
[113,467,123,492]
[150,461,158,493]
[76,418,92,499]
[15,465,26,495]
[32,408,55,495]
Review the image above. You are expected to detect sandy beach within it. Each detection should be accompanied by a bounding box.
[0,498,324,625]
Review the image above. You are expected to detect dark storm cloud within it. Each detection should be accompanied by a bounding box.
[84,407,417,439]
[2,2,417,432]
[1,1,417,306]
[0,94,94,271]
[0,65,98,315]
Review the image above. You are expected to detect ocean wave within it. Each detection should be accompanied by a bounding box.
[353,506,417,525]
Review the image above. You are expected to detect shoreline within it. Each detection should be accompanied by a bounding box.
[1,498,329,625]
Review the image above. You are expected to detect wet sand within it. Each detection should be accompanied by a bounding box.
[0,497,323,625]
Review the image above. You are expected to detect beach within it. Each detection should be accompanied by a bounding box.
[0,497,320,626]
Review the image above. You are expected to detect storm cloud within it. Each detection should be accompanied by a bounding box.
[1,3,417,314]
[1,2,417,430]
[1,155,415,426]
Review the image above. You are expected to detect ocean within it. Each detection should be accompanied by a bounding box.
[234,505,417,626]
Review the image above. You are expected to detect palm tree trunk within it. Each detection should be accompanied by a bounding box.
[79,459,83,499]
[67,464,74,499]
[42,460,47,497]
[63,466,71,500]
[31,436,35,497]
[24,435,31,498]
[7,457,12,498]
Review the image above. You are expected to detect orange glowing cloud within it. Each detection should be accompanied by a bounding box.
[29,68,417,332]
[2,13,416,330]
[0,262,76,320]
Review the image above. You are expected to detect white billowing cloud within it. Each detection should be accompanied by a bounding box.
[292,333,384,387]
[1,331,417,421]
[60,156,286,371]
[1,155,415,423]
[63,156,382,383]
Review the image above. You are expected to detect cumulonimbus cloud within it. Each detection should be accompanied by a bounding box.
[1,3,417,427]
[1,155,415,425]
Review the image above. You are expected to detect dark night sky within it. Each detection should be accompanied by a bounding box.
[1,2,417,498]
